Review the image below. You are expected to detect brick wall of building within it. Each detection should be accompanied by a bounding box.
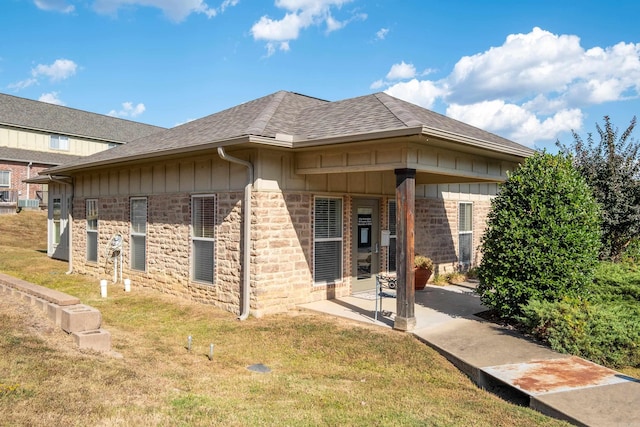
[0,161,50,200]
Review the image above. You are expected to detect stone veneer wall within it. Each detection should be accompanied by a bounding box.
[71,192,245,315]
[415,197,492,275]
[250,191,352,317]
[70,190,493,318]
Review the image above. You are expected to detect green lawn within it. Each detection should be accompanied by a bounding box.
[0,211,568,426]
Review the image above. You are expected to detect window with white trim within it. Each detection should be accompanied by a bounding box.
[459,202,473,268]
[50,135,69,151]
[314,197,343,284]
[130,198,147,271]
[52,197,62,245]
[388,200,397,272]
[0,171,10,188]
[192,195,216,284]
[86,199,98,262]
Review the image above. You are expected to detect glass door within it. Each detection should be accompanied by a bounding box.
[352,198,380,293]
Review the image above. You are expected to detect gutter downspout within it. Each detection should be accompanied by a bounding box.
[217,147,252,321]
[48,175,73,275]
[26,162,32,200]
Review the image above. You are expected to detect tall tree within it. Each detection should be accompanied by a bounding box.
[558,116,640,261]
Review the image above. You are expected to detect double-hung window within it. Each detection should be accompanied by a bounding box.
[458,202,473,268]
[130,198,147,271]
[388,200,397,272]
[192,195,216,284]
[314,197,343,284]
[50,135,69,151]
[0,171,10,188]
[86,199,98,262]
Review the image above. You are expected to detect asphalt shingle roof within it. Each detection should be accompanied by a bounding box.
[0,92,165,143]
[45,90,534,174]
[0,146,81,165]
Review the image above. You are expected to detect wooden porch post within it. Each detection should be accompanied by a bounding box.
[394,168,416,331]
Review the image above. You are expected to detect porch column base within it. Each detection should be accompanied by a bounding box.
[394,316,416,332]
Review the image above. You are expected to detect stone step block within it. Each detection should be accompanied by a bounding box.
[72,329,111,353]
[61,304,102,333]
[47,303,62,326]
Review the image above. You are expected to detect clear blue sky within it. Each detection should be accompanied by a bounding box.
[2,0,640,151]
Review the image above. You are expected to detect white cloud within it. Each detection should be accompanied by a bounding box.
[38,92,65,106]
[447,101,583,146]
[373,27,640,147]
[385,79,444,109]
[34,0,75,13]
[8,78,38,91]
[386,61,416,80]
[8,58,78,92]
[251,0,364,55]
[32,59,77,81]
[376,28,389,40]
[92,0,238,22]
[108,102,146,118]
[369,79,384,90]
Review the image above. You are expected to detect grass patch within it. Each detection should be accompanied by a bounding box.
[0,211,569,426]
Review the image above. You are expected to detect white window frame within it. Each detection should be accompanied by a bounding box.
[50,135,69,151]
[191,195,216,285]
[313,196,343,285]
[130,197,147,272]
[0,170,10,188]
[458,202,473,268]
[86,199,99,262]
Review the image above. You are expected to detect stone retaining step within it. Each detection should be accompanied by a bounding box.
[72,329,111,353]
[0,272,80,306]
[61,304,102,333]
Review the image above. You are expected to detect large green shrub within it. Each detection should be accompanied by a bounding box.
[520,297,640,368]
[477,153,601,318]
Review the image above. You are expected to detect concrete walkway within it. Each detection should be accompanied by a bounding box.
[299,283,640,427]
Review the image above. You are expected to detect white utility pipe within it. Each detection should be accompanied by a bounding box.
[217,147,253,321]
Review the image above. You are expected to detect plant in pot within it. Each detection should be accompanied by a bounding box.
[414,255,434,290]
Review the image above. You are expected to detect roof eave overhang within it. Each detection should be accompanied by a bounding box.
[284,126,534,159]
[23,174,72,184]
[46,135,254,175]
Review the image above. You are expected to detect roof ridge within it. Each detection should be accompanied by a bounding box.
[374,92,424,128]
[244,91,288,135]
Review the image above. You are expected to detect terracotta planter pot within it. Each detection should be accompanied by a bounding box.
[414,267,432,290]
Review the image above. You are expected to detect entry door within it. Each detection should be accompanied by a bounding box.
[352,198,380,293]
[49,192,70,261]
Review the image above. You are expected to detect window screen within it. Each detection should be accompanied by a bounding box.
[131,198,147,271]
[314,197,342,284]
[52,197,61,245]
[86,199,98,262]
[459,202,473,267]
[50,135,69,150]
[0,171,9,188]
[192,196,216,284]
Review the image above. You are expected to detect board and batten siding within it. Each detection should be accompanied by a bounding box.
[0,126,118,156]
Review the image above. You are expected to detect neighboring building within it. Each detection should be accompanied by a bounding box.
[36,91,534,328]
[0,93,164,214]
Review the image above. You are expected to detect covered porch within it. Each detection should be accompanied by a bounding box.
[293,136,525,331]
